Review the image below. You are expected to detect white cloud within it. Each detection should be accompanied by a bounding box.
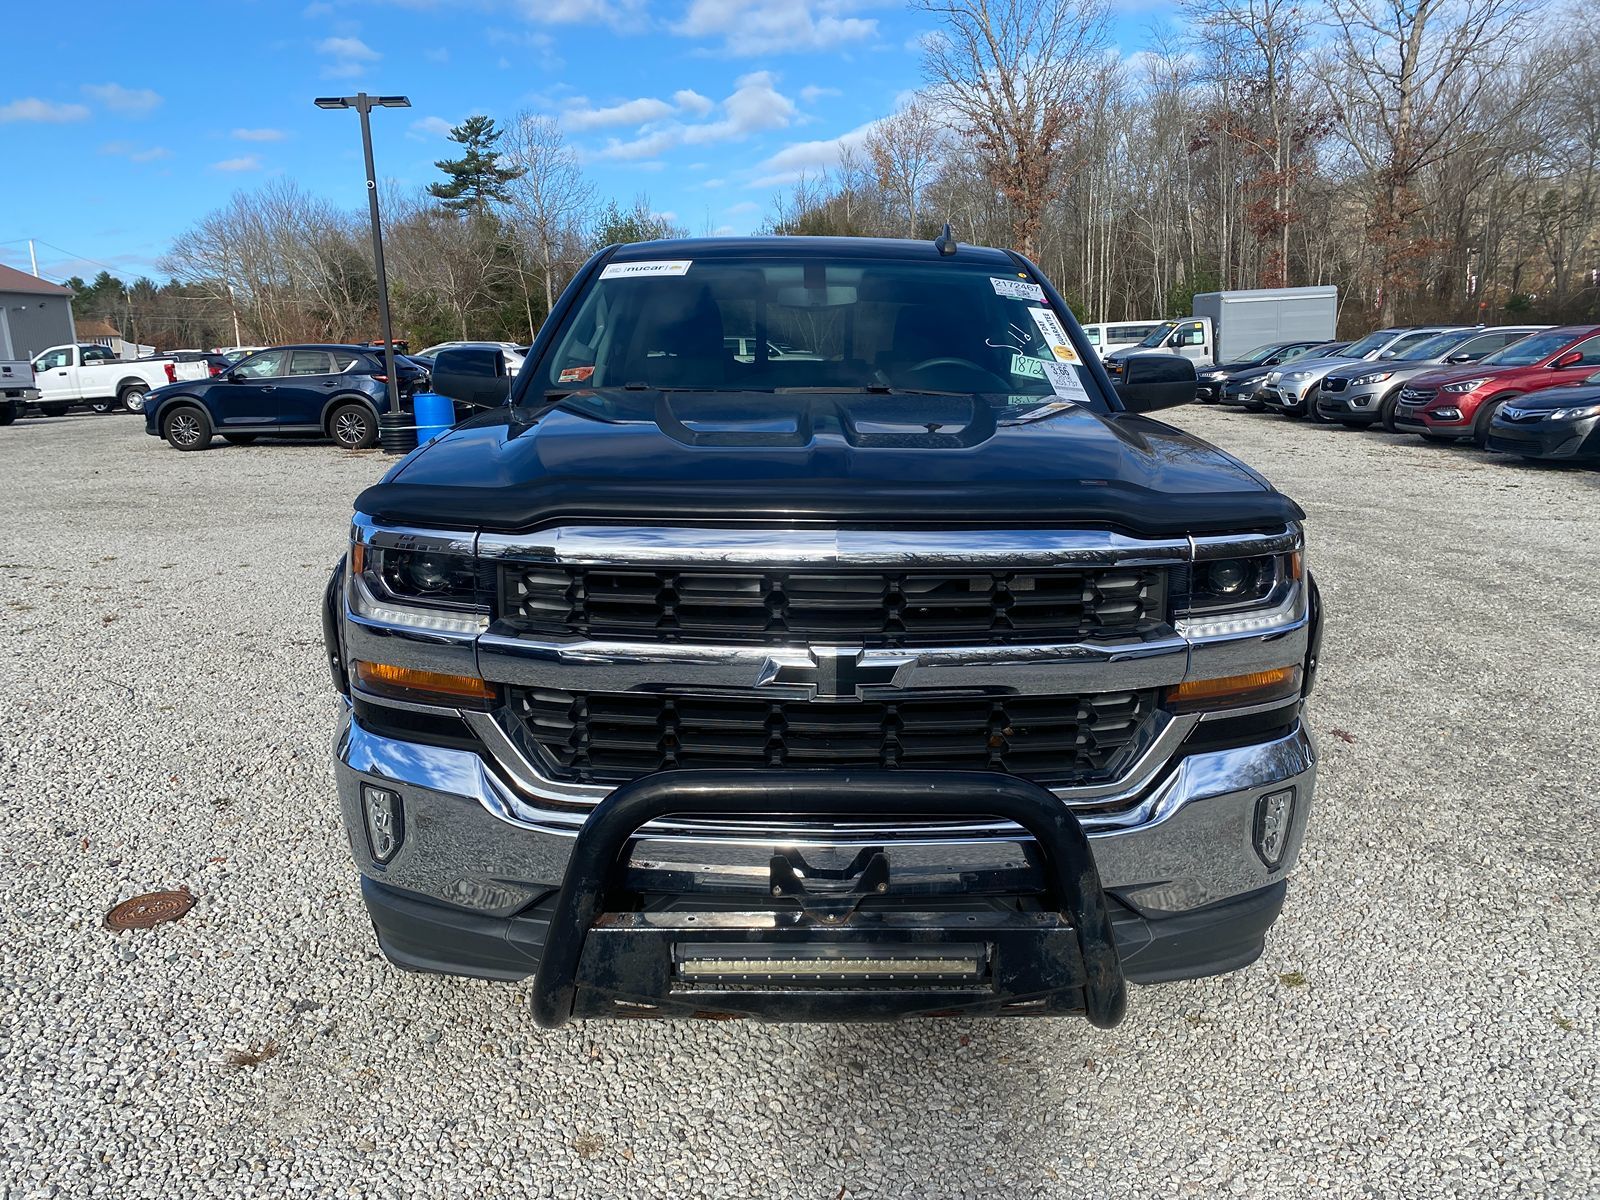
[563,88,719,132]
[0,97,90,123]
[212,155,263,172]
[317,35,380,78]
[512,0,647,27]
[724,200,760,216]
[674,89,714,117]
[83,82,162,115]
[424,48,449,63]
[673,0,877,56]
[564,97,677,131]
[713,224,736,235]
[703,178,726,188]
[748,119,881,187]
[652,210,678,222]
[232,127,287,142]
[100,141,172,162]
[408,116,455,139]
[799,85,842,104]
[590,72,796,160]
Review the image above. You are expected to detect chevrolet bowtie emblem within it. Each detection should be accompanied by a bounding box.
[756,649,912,700]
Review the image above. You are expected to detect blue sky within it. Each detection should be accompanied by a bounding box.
[1,0,1158,285]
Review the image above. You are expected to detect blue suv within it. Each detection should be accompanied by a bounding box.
[144,344,426,451]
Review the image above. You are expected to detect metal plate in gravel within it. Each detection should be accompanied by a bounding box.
[105,890,194,931]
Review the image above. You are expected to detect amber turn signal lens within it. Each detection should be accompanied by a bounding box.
[1165,665,1302,713]
[354,660,496,705]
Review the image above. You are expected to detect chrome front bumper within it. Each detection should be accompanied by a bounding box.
[336,712,1316,922]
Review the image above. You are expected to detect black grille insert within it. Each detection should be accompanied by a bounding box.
[502,564,1166,645]
[510,688,1157,786]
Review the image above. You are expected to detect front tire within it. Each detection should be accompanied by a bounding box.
[163,407,213,451]
[1473,396,1514,448]
[90,400,114,414]
[120,384,150,414]
[329,402,378,449]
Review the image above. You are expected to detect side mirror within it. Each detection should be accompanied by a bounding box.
[227,370,245,382]
[1552,350,1583,369]
[431,347,512,409]
[1115,353,1197,413]
[1445,351,1476,363]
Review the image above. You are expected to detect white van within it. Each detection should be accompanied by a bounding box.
[1081,320,1166,359]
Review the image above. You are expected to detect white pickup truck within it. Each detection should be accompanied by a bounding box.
[0,358,39,426]
[28,343,211,416]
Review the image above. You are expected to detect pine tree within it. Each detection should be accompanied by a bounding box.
[427,116,523,214]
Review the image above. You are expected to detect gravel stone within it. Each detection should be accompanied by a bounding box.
[0,411,1595,1198]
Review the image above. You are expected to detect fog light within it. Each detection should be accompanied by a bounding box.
[1432,407,1461,421]
[1254,788,1295,868]
[362,784,404,864]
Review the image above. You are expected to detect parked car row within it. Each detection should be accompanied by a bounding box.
[1203,323,1600,463]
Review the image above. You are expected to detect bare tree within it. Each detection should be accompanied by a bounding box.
[500,113,596,331]
[915,0,1112,257]
[1323,0,1541,322]
[864,95,946,236]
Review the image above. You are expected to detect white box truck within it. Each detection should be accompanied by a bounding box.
[1193,286,1338,365]
[1103,286,1338,374]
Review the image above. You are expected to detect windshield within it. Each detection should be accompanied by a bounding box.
[1136,322,1178,349]
[539,256,1106,412]
[1480,329,1575,367]
[1239,343,1287,365]
[1396,330,1475,361]
[1343,330,1401,358]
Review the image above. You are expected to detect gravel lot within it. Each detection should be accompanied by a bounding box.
[1,408,1595,1200]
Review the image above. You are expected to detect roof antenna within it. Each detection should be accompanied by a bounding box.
[934,222,958,257]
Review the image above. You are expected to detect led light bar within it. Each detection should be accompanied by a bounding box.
[675,944,986,981]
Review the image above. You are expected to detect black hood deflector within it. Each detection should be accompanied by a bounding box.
[354,397,1303,537]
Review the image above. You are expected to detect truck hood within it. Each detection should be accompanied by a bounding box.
[356,391,1302,536]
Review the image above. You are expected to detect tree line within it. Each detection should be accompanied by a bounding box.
[137,0,1597,350]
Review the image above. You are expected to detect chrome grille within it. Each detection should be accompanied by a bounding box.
[501,564,1167,646]
[509,687,1158,786]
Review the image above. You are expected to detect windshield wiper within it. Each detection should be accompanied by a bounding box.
[772,385,973,398]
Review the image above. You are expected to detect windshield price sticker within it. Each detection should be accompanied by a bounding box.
[991,277,1046,302]
[1027,306,1079,362]
[1042,361,1091,402]
[599,260,693,280]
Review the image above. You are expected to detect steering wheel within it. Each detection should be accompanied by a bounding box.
[909,356,986,374]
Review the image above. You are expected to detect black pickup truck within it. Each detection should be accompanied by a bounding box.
[322,235,1322,1028]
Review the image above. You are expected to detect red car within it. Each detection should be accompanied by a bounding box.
[1392,325,1600,445]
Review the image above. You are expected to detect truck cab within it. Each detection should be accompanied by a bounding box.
[1103,319,1214,375]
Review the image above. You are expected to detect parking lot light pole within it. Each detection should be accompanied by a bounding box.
[314,93,409,417]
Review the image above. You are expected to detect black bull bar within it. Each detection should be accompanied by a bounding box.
[529,770,1128,1028]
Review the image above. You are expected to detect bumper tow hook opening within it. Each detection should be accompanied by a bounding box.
[769,848,889,924]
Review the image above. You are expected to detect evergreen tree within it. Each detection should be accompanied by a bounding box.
[427,116,523,214]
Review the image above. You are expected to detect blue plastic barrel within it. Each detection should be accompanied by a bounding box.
[412,392,455,442]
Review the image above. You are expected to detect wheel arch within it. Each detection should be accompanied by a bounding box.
[152,393,210,424]
[321,392,380,432]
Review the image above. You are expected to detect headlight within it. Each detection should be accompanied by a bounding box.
[1201,370,1228,382]
[1351,371,1392,386]
[1179,553,1293,615]
[1442,377,1489,393]
[1265,372,1281,385]
[349,534,489,634]
[1548,403,1600,421]
[1283,370,1311,382]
